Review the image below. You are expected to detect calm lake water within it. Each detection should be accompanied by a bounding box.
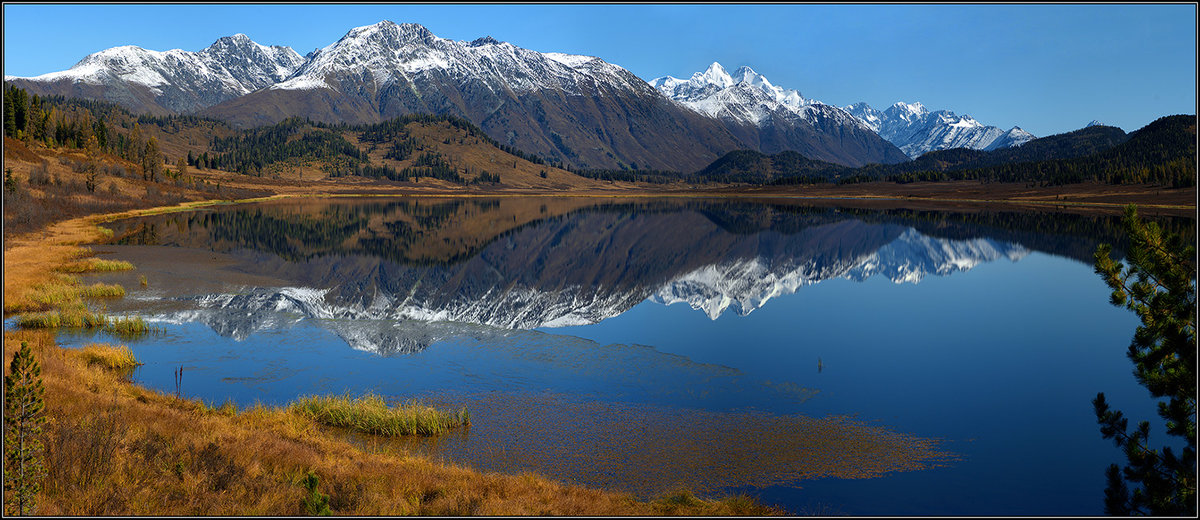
[44,196,1195,515]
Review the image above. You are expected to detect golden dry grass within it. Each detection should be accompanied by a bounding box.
[57,257,135,274]
[73,343,142,371]
[290,393,470,437]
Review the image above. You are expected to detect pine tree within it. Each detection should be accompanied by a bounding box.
[1093,204,1196,516]
[4,341,46,516]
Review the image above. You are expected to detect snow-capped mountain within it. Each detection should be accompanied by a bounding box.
[650,63,909,166]
[983,126,1036,152]
[6,34,303,114]
[269,22,653,97]
[7,21,912,170]
[201,20,745,171]
[650,62,813,126]
[844,101,1035,158]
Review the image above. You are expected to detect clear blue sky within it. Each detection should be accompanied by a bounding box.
[3,3,1195,137]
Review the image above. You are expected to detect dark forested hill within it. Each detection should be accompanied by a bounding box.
[693,116,1195,188]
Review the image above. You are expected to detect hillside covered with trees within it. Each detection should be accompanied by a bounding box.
[695,116,1195,188]
[4,85,1195,190]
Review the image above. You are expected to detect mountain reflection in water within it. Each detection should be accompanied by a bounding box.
[89,197,1123,351]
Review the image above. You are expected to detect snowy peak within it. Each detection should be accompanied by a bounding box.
[275,19,654,97]
[339,20,438,47]
[650,61,826,126]
[11,33,304,113]
[846,102,884,132]
[695,62,735,88]
[846,101,1035,158]
[984,126,1036,151]
[204,33,254,51]
[884,101,930,124]
[470,35,501,47]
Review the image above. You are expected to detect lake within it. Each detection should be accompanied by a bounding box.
[45,196,1194,515]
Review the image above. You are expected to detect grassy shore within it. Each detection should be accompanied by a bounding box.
[2,208,780,515]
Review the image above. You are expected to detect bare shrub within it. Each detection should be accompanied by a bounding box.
[29,161,52,185]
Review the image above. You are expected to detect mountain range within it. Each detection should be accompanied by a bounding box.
[7,20,1038,171]
[843,101,1035,158]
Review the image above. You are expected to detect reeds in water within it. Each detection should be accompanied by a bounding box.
[16,309,152,339]
[16,308,107,329]
[289,393,470,436]
[79,283,125,298]
[57,258,134,273]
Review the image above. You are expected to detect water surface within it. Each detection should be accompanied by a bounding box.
[51,196,1193,515]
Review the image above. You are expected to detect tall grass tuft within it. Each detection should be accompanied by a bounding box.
[27,281,83,308]
[16,310,151,340]
[289,393,469,436]
[57,258,134,274]
[79,283,125,299]
[107,316,152,340]
[16,308,107,329]
[75,344,142,371]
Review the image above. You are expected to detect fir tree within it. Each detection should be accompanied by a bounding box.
[1093,204,1196,516]
[4,341,46,516]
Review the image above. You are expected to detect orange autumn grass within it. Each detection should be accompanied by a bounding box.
[2,211,781,516]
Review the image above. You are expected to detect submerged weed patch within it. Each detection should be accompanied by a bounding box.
[290,393,470,436]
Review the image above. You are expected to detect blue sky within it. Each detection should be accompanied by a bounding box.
[3,4,1195,137]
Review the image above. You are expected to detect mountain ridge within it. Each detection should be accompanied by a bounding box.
[844,101,1035,158]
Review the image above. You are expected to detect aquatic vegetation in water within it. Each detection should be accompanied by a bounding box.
[79,283,125,299]
[392,392,961,499]
[56,258,134,274]
[289,393,469,436]
[17,309,152,340]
